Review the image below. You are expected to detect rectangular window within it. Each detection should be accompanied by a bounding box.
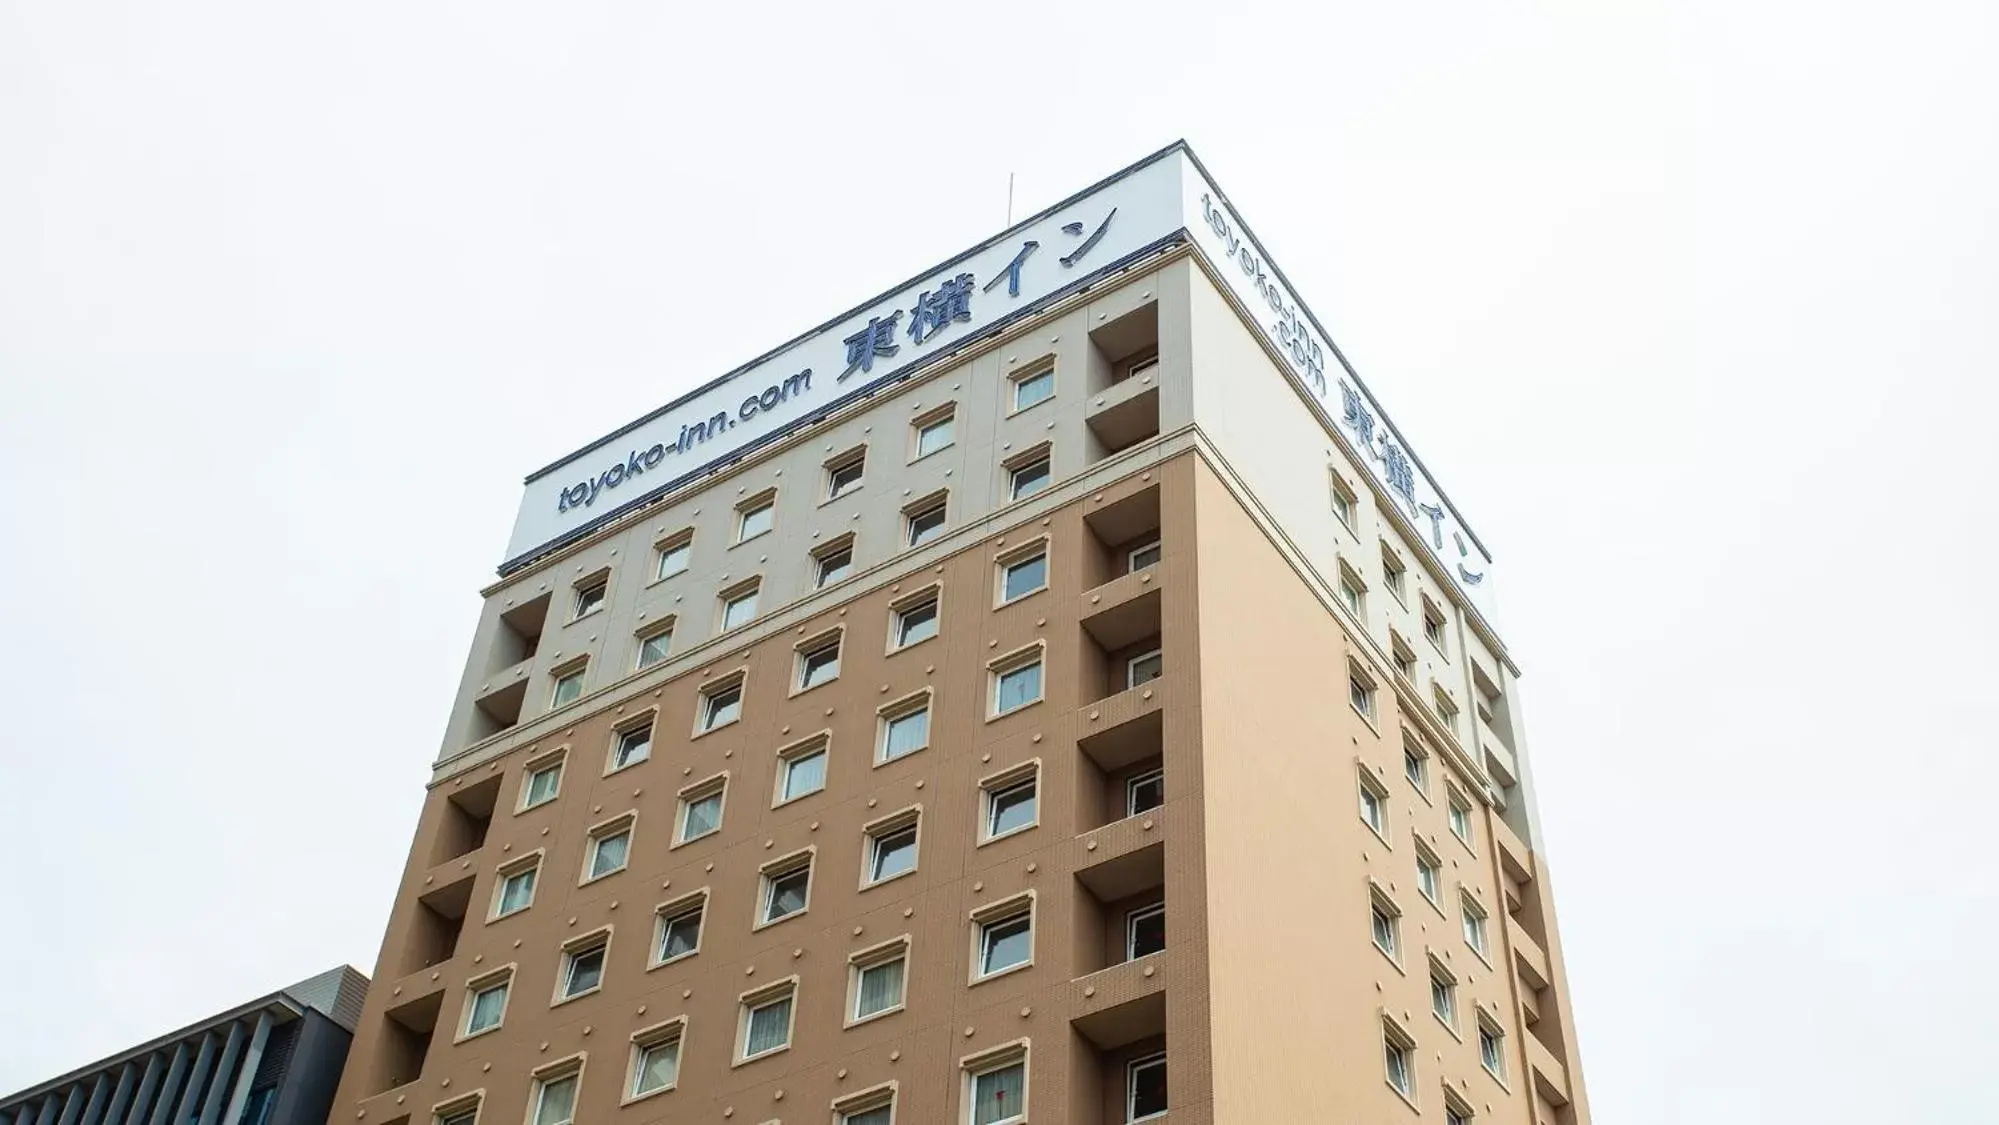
[698,676,744,732]
[850,939,909,1021]
[629,1023,682,1098]
[1415,843,1442,904]
[1434,689,1459,736]
[1404,741,1428,791]
[999,546,1048,603]
[736,494,775,543]
[1330,473,1357,529]
[610,722,653,771]
[1006,451,1051,502]
[905,494,948,547]
[981,766,1039,841]
[557,933,609,1000]
[991,650,1044,715]
[522,757,563,811]
[463,974,509,1036]
[969,1057,1026,1125]
[655,532,692,580]
[891,590,940,649]
[1462,895,1490,957]
[865,814,920,885]
[572,577,607,620]
[435,1103,476,1125]
[1478,1018,1507,1079]
[1445,1097,1474,1125]
[1127,539,1162,572]
[814,538,855,588]
[584,817,633,882]
[1448,788,1475,847]
[842,1103,893,1125]
[1126,648,1163,689]
[825,448,866,500]
[551,663,585,708]
[1115,348,1159,384]
[530,1070,578,1125]
[1339,564,1365,616]
[1382,546,1406,600]
[913,407,955,459]
[1349,668,1375,720]
[1127,1052,1167,1122]
[796,633,842,691]
[740,983,796,1061]
[759,854,813,925]
[1370,890,1400,958]
[1010,364,1055,411]
[1383,1023,1415,1097]
[720,580,760,631]
[493,858,538,918]
[776,737,828,804]
[1391,633,1417,681]
[976,900,1034,978]
[879,694,931,762]
[1126,768,1164,816]
[1430,960,1458,1028]
[676,777,725,843]
[654,895,705,964]
[1358,773,1388,835]
[1424,599,1448,651]
[636,623,673,670]
[1126,902,1165,959]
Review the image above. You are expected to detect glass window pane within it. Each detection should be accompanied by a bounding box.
[705,685,743,728]
[818,548,853,586]
[739,503,773,540]
[723,591,759,630]
[499,868,536,914]
[996,661,1042,713]
[634,1039,679,1094]
[1002,554,1046,601]
[590,831,629,878]
[1129,1057,1167,1119]
[1127,907,1165,958]
[658,541,690,578]
[981,915,1032,974]
[1127,771,1164,815]
[766,868,810,920]
[1127,651,1163,687]
[897,601,939,645]
[988,780,1037,836]
[855,957,906,1018]
[1128,542,1161,571]
[870,827,918,881]
[1009,459,1050,500]
[783,750,827,801]
[660,909,702,960]
[615,730,651,768]
[909,506,946,545]
[800,647,840,689]
[745,997,792,1055]
[639,631,672,668]
[534,1076,576,1125]
[883,706,929,760]
[1013,369,1054,409]
[526,765,562,807]
[918,417,954,457]
[553,673,583,706]
[683,793,722,840]
[972,1063,1025,1125]
[845,1108,892,1125]
[565,947,604,995]
[467,983,507,1032]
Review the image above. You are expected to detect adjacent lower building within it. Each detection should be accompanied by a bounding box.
[330,142,1591,1125]
[3,968,368,1125]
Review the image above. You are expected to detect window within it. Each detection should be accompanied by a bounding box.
[1462,895,1490,958]
[584,817,633,882]
[1126,768,1164,816]
[1358,772,1388,835]
[759,853,813,925]
[1423,599,1448,651]
[493,858,539,918]
[865,813,919,885]
[522,757,563,810]
[636,623,673,670]
[1006,452,1051,502]
[999,546,1048,603]
[653,895,704,964]
[610,722,652,771]
[1370,889,1401,958]
[1127,539,1162,572]
[739,981,796,1061]
[1478,1017,1507,1079]
[991,649,1044,716]
[1404,740,1428,791]
[776,737,828,804]
[1383,1023,1415,1097]
[1126,648,1163,689]
[655,533,692,580]
[1010,364,1055,411]
[981,766,1039,841]
[698,676,744,732]
[628,1022,682,1098]
[551,664,585,708]
[968,1055,1026,1125]
[1339,565,1365,616]
[676,777,725,843]
[826,449,866,499]
[1433,689,1459,736]
[1126,1053,1167,1123]
[720,581,760,631]
[1382,546,1406,601]
[1448,788,1475,848]
[1126,903,1165,959]
[849,939,909,1021]
[814,538,855,588]
[913,407,955,459]
[1391,633,1417,681]
[1115,348,1159,384]
[840,1099,895,1125]
[434,1101,476,1125]
[529,1069,578,1125]
[736,494,775,543]
[1349,667,1375,720]
[975,899,1034,978]
[796,633,842,691]
[463,974,509,1036]
[557,932,609,1000]
[1415,843,1442,905]
[572,577,607,620]
[1430,960,1458,1028]
[878,694,931,762]
[905,494,948,547]
[1330,473,1357,529]
[891,590,940,648]
[1445,1096,1475,1125]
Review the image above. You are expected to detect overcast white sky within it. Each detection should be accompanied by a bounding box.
[3,0,1995,1118]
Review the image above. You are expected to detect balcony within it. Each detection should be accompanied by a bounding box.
[1478,714,1519,788]
[1075,709,1163,834]
[1525,1030,1573,1108]
[1072,841,1165,977]
[1081,484,1161,591]
[1085,377,1160,459]
[1508,915,1551,994]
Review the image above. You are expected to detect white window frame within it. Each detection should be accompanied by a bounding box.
[555,931,610,1003]
[1125,1051,1168,1123]
[757,852,814,928]
[654,532,692,580]
[1448,787,1476,849]
[964,1049,1028,1125]
[989,647,1045,717]
[520,755,564,812]
[1124,902,1165,961]
[651,892,706,966]
[890,589,941,650]
[719,581,760,632]
[697,675,745,734]
[737,980,798,1063]
[1004,451,1052,502]
[674,776,726,844]
[774,735,829,806]
[1415,842,1443,906]
[1383,1020,1416,1098]
[1462,894,1491,959]
[582,816,634,884]
[1358,772,1389,836]
[847,937,911,1024]
[635,622,674,670]
[491,856,540,919]
[1370,887,1401,960]
[1330,472,1357,529]
[814,537,856,589]
[912,406,956,460]
[905,494,949,547]
[877,691,932,763]
[528,1066,580,1125]
[979,763,1040,843]
[571,577,607,621]
[550,663,586,708]
[460,971,511,1038]
[863,811,921,887]
[1430,958,1459,1029]
[1009,363,1055,412]
[1478,1016,1508,1080]
[795,632,843,692]
[1125,767,1164,816]
[825,447,867,500]
[626,1019,684,1101]
[735,493,776,544]
[1125,647,1163,689]
[609,720,653,773]
[997,543,1049,605]
[1127,539,1162,573]
[972,897,1035,981]
[1349,666,1376,721]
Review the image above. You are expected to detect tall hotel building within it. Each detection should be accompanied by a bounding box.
[331,143,1591,1125]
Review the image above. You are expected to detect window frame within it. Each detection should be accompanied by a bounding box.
[735,978,799,1064]
[793,629,844,694]
[904,492,949,548]
[490,853,541,920]
[876,690,933,764]
[824,446,867,501]
[1125,647,1164,690]
[718,578,761,633]
[581,813,635,884]
[1002,447,1052,503]
[1461,893,1492,960]
[695,672,746,736]
[459,968,512,1041]
[649,890,707,968]
[1382,544,1407,602]
[755,849,815,929]
[634,619,674,670]
[1414,840,1444,907]
[673,774,727,846]
[1383,1019,1417,1101]
[988,645,1046,718]
[1390,632,1418,681]
[1330,471,1358,530]
[607,716,654,775]
[1477,1014,1509,1082]
[962,1044,1029,1125]
[1126,767,1164,817]
[1125,902,1165,961]
[862,807,922,888]
[570,575,608,621]
[1348,663,1377,723]
[1008,361,1056,413]
[519,752,565,813]
[1125,1051,1168,1123]
[624,1017,686,1103]
[1338,561,1366,617]
[549,659,587,709]
[970,893,1036,983]
[553,929,612,1005]
[1358,770,1389,837]
[846,935,912,1026]
[1430,957,1460,1032]
[1127,539,1162,573]
[813,534,857,589]
[734,490,776,545]
[653,530,693,581]
[889,587,942,651]
[527,1061,583,1125]
[1403,738,1430,794]
[996,540,1050,605]
[910,404,956,461]
[773,733,830,807]
[1369,884,1402,961]
[1448,785,1477,850]
[978,761,1041,844]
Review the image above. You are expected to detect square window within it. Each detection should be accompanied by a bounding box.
[1011,365,1055,411]
[914,410,955,459]
[1126,903,1165,959]
[1384,1026,1414,1096]
[815,540,855,588]
[736,496,775,543]
[992,653,1044,715]
[573,579,607,620]
[796,634,842,691]
[654,898,704,964]
[558,935,608,1000]
[970,1059,1025,1125]
[1127,539,1162,572]
[851,945,908,1021]
[1126,768,1164,816]
[1462,896,1490,957]
[879,697,931,762]
[1358,775,1388,835]
[1404,743,1428,790]
[1371,892,1400,958]
[611,723,652,771]
[629,1026,682,1098]
[826,450,866,499]
[983,772,1038,840]
[977,904,1033,977]
[699,678,744,732]
[677,780,725,843]
[1349,670,1375,719]
[1127,1053,1167,1122]
[585,821,632,882]
[1330,474,1357,529]
[1416,845,1442,904]
[721,583,760,631]
[1007,454,1051,501]
[1126,648,1163,689]
[892,592,940,648]
[636,625,673,670]
[1431,962,1458,1027]
[551,666,585,708]
[777,740,828,804]
[655,534,692,580]
[494,860,538,917]
[530,1071,577,1125]
[741,986,795,1060]
[1000,548,1047,603]
[1449,789,1476,847]
[522,759,563,810]
[906,497,948,547]
[867,821,919,884]
[464,976,509,1036]
[1479,1019,1507,1078]
[760,857,812,925]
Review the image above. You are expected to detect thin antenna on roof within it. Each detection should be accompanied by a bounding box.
[1006,172,1015,226]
